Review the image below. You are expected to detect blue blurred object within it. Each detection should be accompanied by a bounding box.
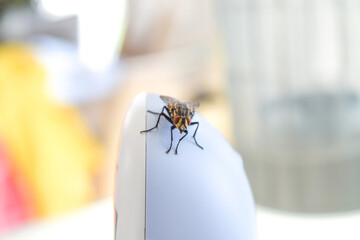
[114,93,256,240]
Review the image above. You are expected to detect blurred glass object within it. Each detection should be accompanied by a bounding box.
[219,0,360,212]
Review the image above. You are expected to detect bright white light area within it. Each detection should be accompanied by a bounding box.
[78,0,127,71]
[312,0,340,86]
[1,198,114,240]
[37,0,80,18]
[37,0,127,72]
[257,206,360,240]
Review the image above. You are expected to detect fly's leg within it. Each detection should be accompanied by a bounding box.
[166,126,176,154]
[146,106,171,116]
[140,106,172,133]
[175,130,188,155]
[190,122,203,150]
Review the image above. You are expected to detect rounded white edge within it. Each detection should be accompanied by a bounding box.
[114,92,147,240]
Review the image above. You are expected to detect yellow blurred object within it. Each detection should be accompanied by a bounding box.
[0,44,102,218]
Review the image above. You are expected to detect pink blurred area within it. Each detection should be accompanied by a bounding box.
[0,141,32,234]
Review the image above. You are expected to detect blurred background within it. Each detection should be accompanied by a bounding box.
[1,0,360,239]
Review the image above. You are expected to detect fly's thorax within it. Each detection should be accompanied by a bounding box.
[174,103,190,117]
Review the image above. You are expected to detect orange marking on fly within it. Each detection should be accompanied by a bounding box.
[186,117,191,126]
[173,116,181,125]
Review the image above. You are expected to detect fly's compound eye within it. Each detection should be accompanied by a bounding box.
[186,117,191,126]
[173,116,181,125]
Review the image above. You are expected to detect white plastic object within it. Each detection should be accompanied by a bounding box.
[114,93,256,240]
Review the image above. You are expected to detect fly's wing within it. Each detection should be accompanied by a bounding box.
[185,101,200,118]
[160,95,179,108]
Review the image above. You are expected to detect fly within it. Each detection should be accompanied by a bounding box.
[140,95,204,154]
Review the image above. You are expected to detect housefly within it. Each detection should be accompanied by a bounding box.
[140,95,203,154]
